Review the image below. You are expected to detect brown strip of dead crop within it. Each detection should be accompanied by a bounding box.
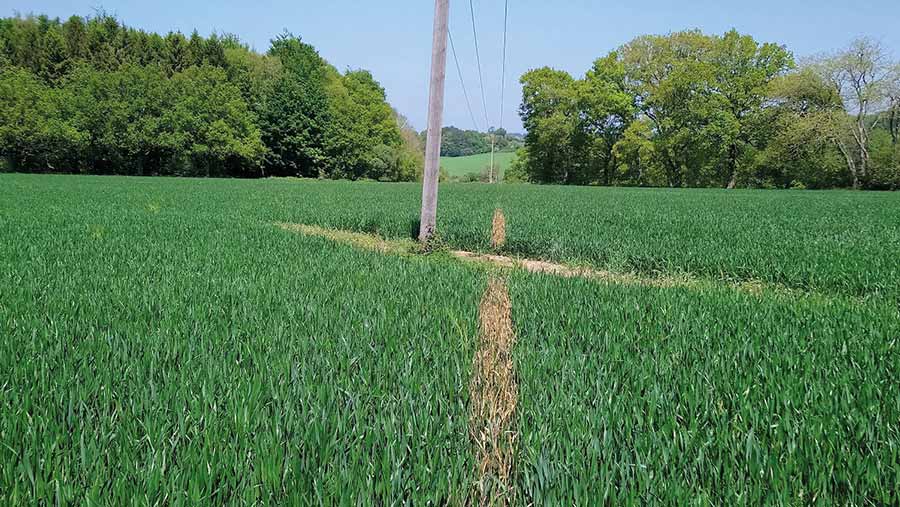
[490,209,506,250]
[277,222,811,298]
[450,250,689,288]
[470,276,518,505]
[276,223,417,255]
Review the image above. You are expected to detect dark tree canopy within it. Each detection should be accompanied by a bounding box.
[424,127,521,158]
[0,14,421,180]
[438,127,490,157]
[518,30,899,190]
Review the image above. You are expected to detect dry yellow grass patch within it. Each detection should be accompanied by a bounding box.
[277,222,804,299]
[490,209,506,250]
[451,251,692,289]
[469,276,518,505]
[276,223,417,255]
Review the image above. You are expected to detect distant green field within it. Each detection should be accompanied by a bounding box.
[440,151,518,178]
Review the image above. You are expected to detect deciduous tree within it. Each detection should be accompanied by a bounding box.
[810,38,893,188]
[519,67,581,183]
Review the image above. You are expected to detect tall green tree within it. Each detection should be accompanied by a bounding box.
[578,52,635,184]
[710,30,795,187]
[617,30,792,188]
[164,66,265,176]
[61,15,88,61]
[617,31,710,187]
[519,67,582,183]
[759,69,849,188]
[394,111,425,182]
[519,58,633,185]
[0,68,84,171]
[63,64,170,174]
[612,119,665,186]
[259,34,331,177]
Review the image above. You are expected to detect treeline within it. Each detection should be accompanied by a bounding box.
[512,30,900,189]
[432,127,522,157]
[0,14,423,180]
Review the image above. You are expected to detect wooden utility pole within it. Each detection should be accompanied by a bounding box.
[419,0,450,242]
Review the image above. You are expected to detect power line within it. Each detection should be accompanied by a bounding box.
[490,0,511,184]
[499,0,510,131]
[449,29,481,132]
[468,0,491,130]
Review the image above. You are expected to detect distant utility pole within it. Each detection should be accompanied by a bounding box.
[489,133,496,183]
[419,0,450,242]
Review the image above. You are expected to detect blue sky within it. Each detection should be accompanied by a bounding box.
[5,0,900,132]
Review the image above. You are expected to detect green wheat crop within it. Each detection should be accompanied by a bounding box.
[0,174,483,504]
[1,173,898,505]
[509,273,900,505]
